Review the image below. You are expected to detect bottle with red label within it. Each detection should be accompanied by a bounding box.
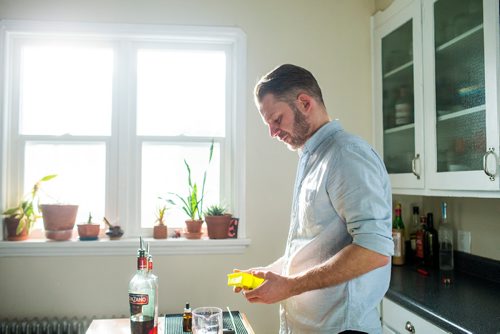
[391,203,405,265]
[129,237,156,334]
[415,215,427,268]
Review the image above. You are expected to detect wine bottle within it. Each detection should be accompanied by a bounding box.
[425,213,439,268]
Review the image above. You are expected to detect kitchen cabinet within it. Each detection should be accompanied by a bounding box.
[381,298,448,334]
[372,0,500,197]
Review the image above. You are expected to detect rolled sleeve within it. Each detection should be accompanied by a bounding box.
[327,142,394,256]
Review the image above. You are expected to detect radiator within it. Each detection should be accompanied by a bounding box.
[0,317,93,334]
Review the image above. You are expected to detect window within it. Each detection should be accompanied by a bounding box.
[0,21,247,241]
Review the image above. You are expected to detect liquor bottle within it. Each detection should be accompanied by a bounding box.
[425,213,439,268]
[409,206,420,263]
[415,215,426,268]
[129,237,156,334]
[392,203,405,265]
[439,202,454,283]
[183,302,192,332]
[146,244,159,334]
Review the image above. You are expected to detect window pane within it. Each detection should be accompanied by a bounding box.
[137,49,226,136]
[141,142,221,228]
[20,45,113,135]
[24,143,106,226]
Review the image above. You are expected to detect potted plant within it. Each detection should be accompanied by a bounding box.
[2,174,57,241]
[204,204,232,239]
[153,201,171,239]
[77,212,100,241]
[170,141,214,239]
[41,203,79,241]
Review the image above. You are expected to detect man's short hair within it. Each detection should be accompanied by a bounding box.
[254,64,325,107]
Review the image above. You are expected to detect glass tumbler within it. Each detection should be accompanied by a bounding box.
[192,307,223,334]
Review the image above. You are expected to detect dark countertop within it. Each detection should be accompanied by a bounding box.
[386,264,500,334]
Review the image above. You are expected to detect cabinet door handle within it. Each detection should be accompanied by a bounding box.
[412,154,421,179]
[483,148,497,181]
[405,320,415,333]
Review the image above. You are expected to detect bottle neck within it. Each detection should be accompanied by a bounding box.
[427,214,434,229]
[441,203,448,223]
[395,208,401,217]
[148,258,153,272]
[137,256,148,271]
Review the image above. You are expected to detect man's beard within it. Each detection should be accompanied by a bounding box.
[282,104,310,151]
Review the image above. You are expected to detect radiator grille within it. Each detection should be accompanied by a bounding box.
[0,317,92,334]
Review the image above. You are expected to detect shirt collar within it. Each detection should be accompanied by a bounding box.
[300,120,342,156]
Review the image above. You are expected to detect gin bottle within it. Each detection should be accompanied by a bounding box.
[129,237,156,334]
[439,202,454,283]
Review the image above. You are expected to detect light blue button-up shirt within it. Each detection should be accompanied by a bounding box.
[279,120,393,334]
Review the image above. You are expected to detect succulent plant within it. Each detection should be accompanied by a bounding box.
[204,204,226,217]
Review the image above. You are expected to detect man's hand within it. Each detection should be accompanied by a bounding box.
[242,270,295,304]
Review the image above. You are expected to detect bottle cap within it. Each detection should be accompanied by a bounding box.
[413,206,419,214]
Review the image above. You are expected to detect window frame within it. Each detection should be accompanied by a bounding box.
[0,20,248,256]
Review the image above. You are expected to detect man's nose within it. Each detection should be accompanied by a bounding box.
[269,125,280,138]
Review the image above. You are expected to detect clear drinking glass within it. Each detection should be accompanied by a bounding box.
[192,307,223,334]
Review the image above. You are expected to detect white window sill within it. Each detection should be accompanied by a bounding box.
[0,238,251,257]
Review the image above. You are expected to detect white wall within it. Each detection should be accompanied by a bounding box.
[0,0,377,331]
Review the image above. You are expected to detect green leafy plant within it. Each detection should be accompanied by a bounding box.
[204,204,226,217]
[2,174,57,235]
[170,140,214,221]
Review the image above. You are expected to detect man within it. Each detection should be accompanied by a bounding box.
[235,64,393,333]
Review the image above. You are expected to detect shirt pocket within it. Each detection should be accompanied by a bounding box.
[297,176,324,238]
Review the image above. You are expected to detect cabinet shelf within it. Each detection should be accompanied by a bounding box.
[436,24,483,53]
[383,60,413,79]
[384,123,415,134]
[436,104,485,122]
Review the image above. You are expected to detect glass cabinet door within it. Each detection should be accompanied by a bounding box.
[426,0,499,191]
[434,0,485,173]
[374,0,424,190]
[382,21,415,175]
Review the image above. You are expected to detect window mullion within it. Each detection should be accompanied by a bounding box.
[6,39,23,214]
[105,41,121,232]
[116,40,141,237]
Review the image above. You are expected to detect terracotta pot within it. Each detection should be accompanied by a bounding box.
[185,219,203,233]
[77,224,100,240]
[41,204,79,241]
[153,224,168,239]
[205,215,232,239]
[4,217,29,241]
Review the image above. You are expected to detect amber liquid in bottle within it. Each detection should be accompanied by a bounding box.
[183,303,192,332]
[392,203,406,265]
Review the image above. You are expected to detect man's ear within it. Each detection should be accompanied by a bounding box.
[296,93,314,113]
